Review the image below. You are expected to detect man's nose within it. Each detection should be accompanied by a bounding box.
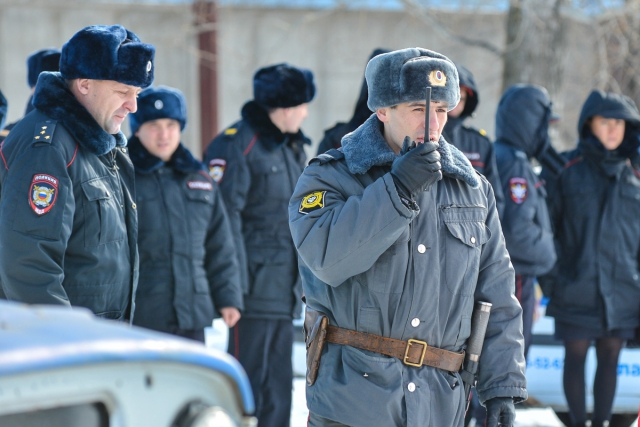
[124,94,138,113]
[429,110,439,132]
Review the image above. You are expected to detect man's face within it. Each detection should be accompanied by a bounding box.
[377,100,448,153]
[74,79,141,134]
[590,115,625,151]
[136,118,181,162]
[447,89,468,119]
[281,103,309,133]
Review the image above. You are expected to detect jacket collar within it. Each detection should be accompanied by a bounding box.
[128,135,204,174]
[342,114,479,188]
[32,72,127,156]
[241,100,310,151]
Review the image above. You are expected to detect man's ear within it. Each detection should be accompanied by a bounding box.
[74,79,91,96]
[376,107,389,123]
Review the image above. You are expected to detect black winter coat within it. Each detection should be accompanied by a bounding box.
[129,137,243,332]
[204,101,308,319]
[543,90,640,330]
[494,85,556,277]
[0,72,138,321]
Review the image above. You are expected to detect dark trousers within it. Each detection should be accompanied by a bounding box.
[515,274,535,361]
[228,318,294,427]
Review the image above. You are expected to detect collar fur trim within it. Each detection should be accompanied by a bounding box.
[342,114,479,188]
[32,72,127,156]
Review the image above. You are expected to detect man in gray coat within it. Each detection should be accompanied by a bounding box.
[289,48,527,427]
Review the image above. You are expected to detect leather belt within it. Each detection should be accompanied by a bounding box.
[325,325,465,372]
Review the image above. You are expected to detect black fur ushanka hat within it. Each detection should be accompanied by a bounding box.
[365,47,460,111]
[60,25,155,88]
[27,48,61,89]
[253,63,315,110]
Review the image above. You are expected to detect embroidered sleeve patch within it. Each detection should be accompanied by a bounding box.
[30,174,58,215]
[509,177,528,204]
[208,158,226,183]
[187,180,213,191]
[299,191,326,214]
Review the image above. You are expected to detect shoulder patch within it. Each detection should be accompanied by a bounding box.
[509,177,528,204]
[224,128,237,136]
[32,121,57,144]
[299,191,326,214]
[309,148,345,166]
[30,174,59,215]
[208,158,226,183]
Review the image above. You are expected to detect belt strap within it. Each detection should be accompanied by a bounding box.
[325,325,465,372]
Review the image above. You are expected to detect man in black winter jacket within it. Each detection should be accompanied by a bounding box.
[204,63,315,427]
[0,25,155,321]
[494,84,562,360]
[442,63,504,217]
[129,86,243,342]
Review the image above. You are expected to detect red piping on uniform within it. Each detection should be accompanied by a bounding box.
[243,134,259,156]
[0,142,7,171]
[535,181,544,189]
[515,275,522,302]
[565,156,582,169]
[233,324,240,359]
[67,143,78,168]
[470,161,485,168]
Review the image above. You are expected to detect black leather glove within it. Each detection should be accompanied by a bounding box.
[485,397,516,427]
[390,136,442,199]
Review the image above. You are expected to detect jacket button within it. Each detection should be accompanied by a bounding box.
[417,244,426,253]
[411,318,420,327]
[272,166,278,172]
[205,195,210,200]
[470,237,476,244]
[407,382,416,392]
[634,274,638,281]
[131,203,137,209]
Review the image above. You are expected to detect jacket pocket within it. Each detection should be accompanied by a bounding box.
[81,177,126,247]
[441,206,490,296]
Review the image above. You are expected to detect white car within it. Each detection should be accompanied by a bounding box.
[526,298,640,427]
[0,301,257,427]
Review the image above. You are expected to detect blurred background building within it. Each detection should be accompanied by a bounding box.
[0,0,636,157]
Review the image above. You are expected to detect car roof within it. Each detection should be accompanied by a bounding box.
[0,301,254,414]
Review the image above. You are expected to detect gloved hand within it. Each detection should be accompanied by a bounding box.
[390,136,442,199]
[485,397,516,427]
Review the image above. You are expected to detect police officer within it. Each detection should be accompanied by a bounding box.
[494,85,559,360]
[289,48,526,427]
[204,63,315,427]
[316,48,388,155]
[0,48,61,143]
[442,63,504,217]
[128,86,243,341]
[0,25,154,321]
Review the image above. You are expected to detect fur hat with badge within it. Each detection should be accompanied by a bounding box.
[27,48,61,89]
[59,25,155,89]
[365,47,460,111]
[129,86,187,135]
[253,63,316,110]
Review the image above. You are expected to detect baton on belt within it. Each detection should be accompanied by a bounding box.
[461,301,492,411]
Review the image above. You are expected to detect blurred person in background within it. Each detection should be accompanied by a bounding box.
[540,90,640,427]
[442,62,504,217]
[128,86,242,342]
[494,84,560,362]
[316,48,388,155]
[0,48,60,143]
[204,63,315,427]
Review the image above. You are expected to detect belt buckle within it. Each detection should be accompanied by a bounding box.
[404,339,427,367]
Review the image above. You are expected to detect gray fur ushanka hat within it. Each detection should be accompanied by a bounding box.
[365,47,460,111]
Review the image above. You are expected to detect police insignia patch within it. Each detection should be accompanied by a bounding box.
[29,174,58,215]
[509,177,528,204]
[299,191,326,214]
[428,70,447,87]
[208,158,226,183]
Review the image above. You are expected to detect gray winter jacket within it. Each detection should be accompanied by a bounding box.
[0,73,138,321]
[289,115,527,427]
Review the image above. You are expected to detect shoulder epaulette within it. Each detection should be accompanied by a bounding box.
[223,127,238,137]
[32,121,57,144]
[0,129,9,138]
[309,148,345,165]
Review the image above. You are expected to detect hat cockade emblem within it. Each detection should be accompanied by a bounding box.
[428,70,447,87]
[146,61,152,73]
[154,100,163,110]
